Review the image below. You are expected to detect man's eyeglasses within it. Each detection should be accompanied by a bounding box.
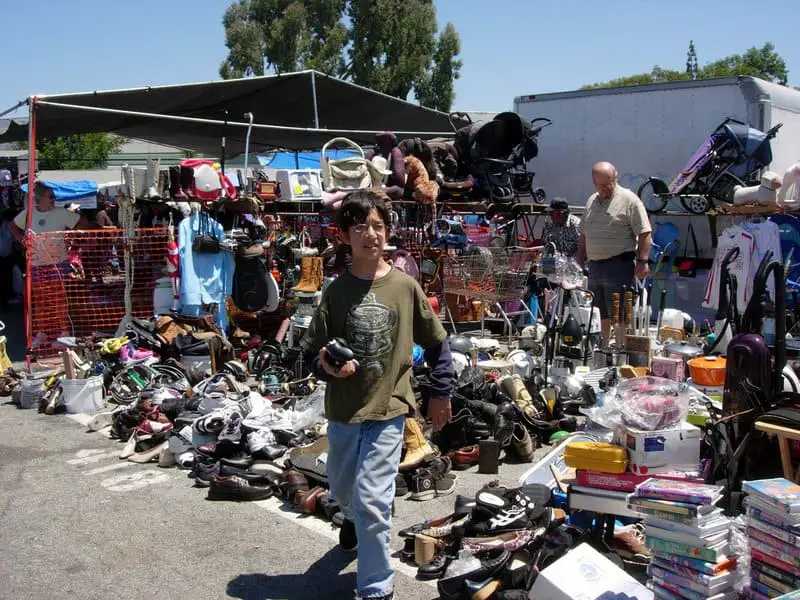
[353,222,386,236]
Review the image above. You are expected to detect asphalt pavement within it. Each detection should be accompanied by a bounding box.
[0,393,543,600]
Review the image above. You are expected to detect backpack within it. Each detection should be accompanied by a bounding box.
[232,245,269,313]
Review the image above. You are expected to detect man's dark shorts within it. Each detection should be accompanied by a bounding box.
[587,254,635,320]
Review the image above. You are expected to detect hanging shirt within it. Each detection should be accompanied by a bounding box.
[703,225,755,313]
[178,212,234,329]
[742,219,782,304]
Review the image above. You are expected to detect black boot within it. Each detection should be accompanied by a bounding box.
[493,402,516,447]
[169,166,186,200]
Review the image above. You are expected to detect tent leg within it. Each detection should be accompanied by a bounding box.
[24,97,37,369]
[310,72,320,129]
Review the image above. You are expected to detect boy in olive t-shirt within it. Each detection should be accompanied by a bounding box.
[300,189,454,600]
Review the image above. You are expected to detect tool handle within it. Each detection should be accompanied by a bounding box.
[625,291,634,329]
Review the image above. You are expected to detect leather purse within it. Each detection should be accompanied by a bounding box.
[192,212,221,254]
[677,223,699,278]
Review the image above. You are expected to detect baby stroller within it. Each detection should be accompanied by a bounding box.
[638,118,782,214]
[431,112,552,206]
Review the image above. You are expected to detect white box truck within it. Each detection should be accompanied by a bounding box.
[514,76,800,231]
[514,76,800,320]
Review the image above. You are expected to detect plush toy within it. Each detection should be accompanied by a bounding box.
[732,170,782,205]
[778,163,800,205]
[404,155,439,205]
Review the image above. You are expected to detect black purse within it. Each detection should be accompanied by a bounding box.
[192,211,221,254]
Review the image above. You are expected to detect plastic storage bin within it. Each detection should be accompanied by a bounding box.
[563,441,628,474]
[62,376,105,414]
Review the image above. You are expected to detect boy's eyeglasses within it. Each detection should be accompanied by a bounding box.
[353,222,386,236]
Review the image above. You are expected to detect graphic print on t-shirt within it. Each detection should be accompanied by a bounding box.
[344,291,397,379]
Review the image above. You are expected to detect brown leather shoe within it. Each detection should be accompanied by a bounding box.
[447,445,480,470]
[295,486,326,514]
[279,468,309,502]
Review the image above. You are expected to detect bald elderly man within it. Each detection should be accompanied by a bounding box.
[576,162,652,348]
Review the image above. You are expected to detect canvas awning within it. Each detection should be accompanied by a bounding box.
[0,70,463,154]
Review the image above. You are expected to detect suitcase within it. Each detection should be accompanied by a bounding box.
[563,441,628,474]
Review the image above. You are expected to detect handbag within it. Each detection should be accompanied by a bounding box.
[677,223,699,278]
[292,228,318,259]
[192,211,221,254]
[321,137,371,192]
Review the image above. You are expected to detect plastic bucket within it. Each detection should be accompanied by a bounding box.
[62,376,105,414]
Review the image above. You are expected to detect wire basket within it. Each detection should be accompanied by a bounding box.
[442,247,536,302]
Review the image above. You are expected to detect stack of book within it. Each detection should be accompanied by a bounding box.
[742,477,800,599]
[628,478,737,600]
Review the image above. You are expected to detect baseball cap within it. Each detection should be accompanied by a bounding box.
[547,198,569,212]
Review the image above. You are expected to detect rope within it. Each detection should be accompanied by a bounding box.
[115,166,137,337]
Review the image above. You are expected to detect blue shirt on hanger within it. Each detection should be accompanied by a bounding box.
[178,212,234,329]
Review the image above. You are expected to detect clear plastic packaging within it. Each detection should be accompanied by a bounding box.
[582,376,691,431]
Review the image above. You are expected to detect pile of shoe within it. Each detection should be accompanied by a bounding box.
[432,370,544,469]
[398,481,589,599]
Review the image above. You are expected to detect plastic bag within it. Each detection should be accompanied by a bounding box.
[582,376,691,431]
[616,376,691,430]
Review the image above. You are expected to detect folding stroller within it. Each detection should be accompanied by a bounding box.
[638,118,782,214]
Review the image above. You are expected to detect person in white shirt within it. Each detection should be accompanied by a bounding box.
[9,182,80,344]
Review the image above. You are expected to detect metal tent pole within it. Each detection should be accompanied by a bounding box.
[310,71,320,128]
[24,97,37,368]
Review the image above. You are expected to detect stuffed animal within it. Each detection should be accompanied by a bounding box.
[778,163,800,205]
[732,170,782,205]
[404,155,439,205]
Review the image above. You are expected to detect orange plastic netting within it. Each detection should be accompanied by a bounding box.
[25,228,171,359]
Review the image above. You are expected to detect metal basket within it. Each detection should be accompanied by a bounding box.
[442,247,536,302]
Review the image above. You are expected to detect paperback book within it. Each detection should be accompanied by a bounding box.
[646,535,727,562]
[747,505,800,536]
[634,479,723,505]
[647,564,734,595]
[743,478,800,515]
[745,497,800,527]
[751,548,800,578]
[650,551,737,576]
[629,496,718,517]
[747,526,799,555]
[751,559,800,589]
[751,568,796,596]
[646,524,728,548]
[750,539,800,569]
[645,514,730,538]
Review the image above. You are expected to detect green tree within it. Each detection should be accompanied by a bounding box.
[14,134,126,170]
[219,0,463,110]
[582,42,790,90]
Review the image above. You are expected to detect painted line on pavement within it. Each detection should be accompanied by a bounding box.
[251,497,433,588]
[63,409,435,587]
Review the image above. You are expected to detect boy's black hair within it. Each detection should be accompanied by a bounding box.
[335,188,391,232]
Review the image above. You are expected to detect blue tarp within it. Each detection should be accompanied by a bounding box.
[256,150,359,170]
[20,180,98,202]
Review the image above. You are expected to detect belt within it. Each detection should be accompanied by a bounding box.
[588,251,636,264]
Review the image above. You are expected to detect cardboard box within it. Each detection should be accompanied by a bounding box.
[615,421,701,475]
[529,542,653,600]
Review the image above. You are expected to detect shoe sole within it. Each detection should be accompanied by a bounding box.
[339,543,358,553]
[207,491,273,501]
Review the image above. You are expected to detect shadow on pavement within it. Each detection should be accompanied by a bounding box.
[227,547,357,600]
[1,303,25,364]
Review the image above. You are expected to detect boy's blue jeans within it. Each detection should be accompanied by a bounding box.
[326,415,404,599]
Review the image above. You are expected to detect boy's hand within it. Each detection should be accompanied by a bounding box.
[319,347,357,379]
[428,397,452,432]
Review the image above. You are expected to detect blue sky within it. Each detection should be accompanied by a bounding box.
[2,0,797,117]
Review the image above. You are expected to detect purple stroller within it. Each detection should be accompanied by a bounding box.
[638,118,782,214]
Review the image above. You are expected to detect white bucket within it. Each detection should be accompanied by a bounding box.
[62,376,105,414]
[153,277,174,316]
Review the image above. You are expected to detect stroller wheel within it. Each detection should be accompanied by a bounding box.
[680,195,712,215]
[533,187,546,204]
[637,178,669,214]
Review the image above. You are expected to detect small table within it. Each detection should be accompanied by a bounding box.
[754,421,800,483]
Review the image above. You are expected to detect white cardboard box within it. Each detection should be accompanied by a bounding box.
[615,421,701,475]
[529,542,653,600]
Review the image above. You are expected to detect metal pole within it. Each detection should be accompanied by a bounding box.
[242,112,254,193]
[310,71,320,129]
[220,109,229,175]
[24,97,37,368]
[0,99,27,119]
